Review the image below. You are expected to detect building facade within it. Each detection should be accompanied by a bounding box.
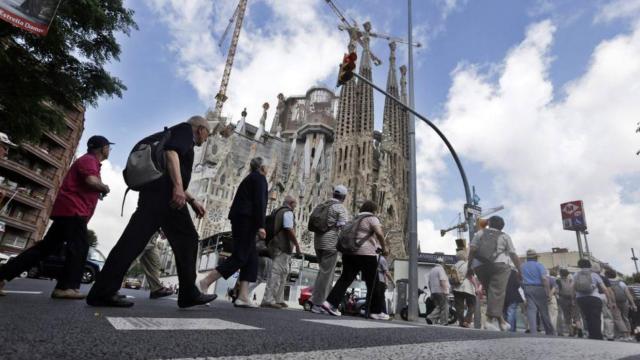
[0,107,84,254]
[189,39,411,260]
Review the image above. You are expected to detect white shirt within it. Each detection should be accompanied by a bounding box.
[427,265,449,294]
[453,260,475,295]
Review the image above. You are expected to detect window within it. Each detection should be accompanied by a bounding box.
[1,232,27,249]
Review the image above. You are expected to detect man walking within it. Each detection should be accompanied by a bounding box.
[453,249,477,328]
[0,136,111,298]
[309,185,349,314]
[557,268,580,336]
[521,249,555,335]
[427,257,450,325]
[261,195,301,308]
[467,216,521,331]
[87,116,221,308]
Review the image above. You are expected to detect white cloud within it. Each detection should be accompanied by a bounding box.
[87,161,138,256]
[595,0,640,23]
[416,19,640,274]
[143,0,345,128]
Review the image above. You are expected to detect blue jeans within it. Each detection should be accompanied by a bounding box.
[505,302,519,332]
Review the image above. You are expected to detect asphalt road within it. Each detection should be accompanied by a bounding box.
[1,278,639,360]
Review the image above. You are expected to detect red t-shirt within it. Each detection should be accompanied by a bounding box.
[50,153,102,221]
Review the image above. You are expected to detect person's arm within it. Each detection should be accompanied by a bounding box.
[542,275,550,299]
[253,175,268,238]
[372,224,386,255]
[466,247,476,278]
[165,150,186,209]
[184,191,206,218]
[283,211,301,254]
[625,287,637,311]
[440,269,449,294]
[85,175,109,194]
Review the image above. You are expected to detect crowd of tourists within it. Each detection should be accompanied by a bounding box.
[0,117,638,340]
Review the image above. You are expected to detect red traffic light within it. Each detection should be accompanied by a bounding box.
[337,51,358,87]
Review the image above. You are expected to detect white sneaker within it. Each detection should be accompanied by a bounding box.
[370,313,390,320]
[500,320,511,332]
[321,301,341,316]
[311,304,326,314]
[484,318,501,331]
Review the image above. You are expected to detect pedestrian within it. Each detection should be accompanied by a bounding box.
[308,185,349,314]
[557,268,580,336]
[320,200,388,320]
[503,266,524,332]
[0,135,111,299]
[574,259,610,340]
[467,216,521,331]
[376,254,394,315]
[606,268,637,340]
[593,263,616,340]
[87,116,222,308]
[521,249,555,335]
[198,156,269,308]
[137,231,174,299]
[261,195,301,309]
[548,269,560,333]
[452,249,477,328]
[427,258,450,325]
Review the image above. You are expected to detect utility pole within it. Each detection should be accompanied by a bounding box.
[406,0,419,322]
[583,230,591,257]
[632,248,639,274]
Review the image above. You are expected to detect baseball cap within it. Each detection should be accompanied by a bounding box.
[526,249,538,258]
[333,185,348,196]
[0,132,17,147]
[87,135,114,149]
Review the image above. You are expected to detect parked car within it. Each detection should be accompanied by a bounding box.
[299,286,313,311]
[27,246,105,284]
[124,278,142,289]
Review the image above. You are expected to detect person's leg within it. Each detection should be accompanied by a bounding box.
[465,293,476,326]
[275,253,290,304]
[601,298,615,340]
[0,219,66,282]
[611,301,629,337]
[586,297,603,340]
[454,291,465,326]
[619,302,631,336]
[139,244,163,292]
[549,296,559,333]
[534,288,555,335]
[88,200,161,300]
[505,302,517,331]
[236,231,258,302]
[441,293,450,325]
[525,288,539,335]
[486,263,510,320]
[262,250,287,305]
[56,217,89,291]
[326,255,358,308]
[359,255,381,315]
[311,249,338,306]
[204,219,255,287]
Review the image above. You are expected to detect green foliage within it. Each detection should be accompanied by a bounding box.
[624,273,640,285]
[0,0,137,142]
[87,228,98,247]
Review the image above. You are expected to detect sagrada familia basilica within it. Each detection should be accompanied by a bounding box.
[190,28,410,260]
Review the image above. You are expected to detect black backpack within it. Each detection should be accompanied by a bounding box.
[265,206,290,245]
[121,128,172,215]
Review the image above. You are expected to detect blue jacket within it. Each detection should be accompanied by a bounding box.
[228,170,268,229]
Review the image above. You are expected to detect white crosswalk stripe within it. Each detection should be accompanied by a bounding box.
[2,290,43,294]
[301,319,419,329]
[107,317,262,331]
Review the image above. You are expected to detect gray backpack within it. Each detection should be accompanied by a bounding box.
[611,280,627,303]
[336,214,374,253]
[574,270,595,294]
[474,228,501,264]
[121,128,172,215]
[308,200,334,234]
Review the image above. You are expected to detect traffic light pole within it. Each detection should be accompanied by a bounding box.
[350,71,476,321]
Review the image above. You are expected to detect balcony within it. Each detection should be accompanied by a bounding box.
[0,185,46,210]
[0,213,37,233]
[21,144,63,169]
[0,158,54,189]
[43,130,69,148]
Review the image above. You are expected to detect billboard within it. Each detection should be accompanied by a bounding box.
[0,0,61,36]
[560,200,587,231]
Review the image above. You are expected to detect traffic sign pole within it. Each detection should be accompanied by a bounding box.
[575,231,584,259]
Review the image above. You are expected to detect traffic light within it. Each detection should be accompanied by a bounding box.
[337,51,357,87]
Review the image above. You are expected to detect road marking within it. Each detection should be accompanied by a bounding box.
[167,337,640,359]
[107,317,261,331]
[3,290,43,294]
[302,319,418,329]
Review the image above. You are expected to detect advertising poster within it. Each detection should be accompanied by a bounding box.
[0,0,61,36]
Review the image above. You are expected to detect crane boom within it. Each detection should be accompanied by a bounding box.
[213,0,247,120]
[218,4,240,48]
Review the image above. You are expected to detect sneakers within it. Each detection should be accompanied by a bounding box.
[235,298,258,308]
[321,301,341,316]
[311,304,326,314]
[276,302,289,308]
[484,318,501,332]
[369,313,390,321]
[260,302,283,309]
[0,280,6,296]
[51,289,86,300]
[500,320,511,332]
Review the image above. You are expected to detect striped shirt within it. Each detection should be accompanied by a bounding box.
[313,199,349,251]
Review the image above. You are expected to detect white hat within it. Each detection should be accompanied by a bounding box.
[0,132,17,147]
[333,185,348,196]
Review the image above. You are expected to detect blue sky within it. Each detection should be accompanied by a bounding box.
[84,0,640,275]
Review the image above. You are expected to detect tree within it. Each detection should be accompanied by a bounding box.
[0,0,137,142]
[87,229,98,247]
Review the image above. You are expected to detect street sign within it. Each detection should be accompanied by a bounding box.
[464,204,482,217]
[560,200,587,231]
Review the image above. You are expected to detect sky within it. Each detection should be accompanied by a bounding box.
[81,0,640,275]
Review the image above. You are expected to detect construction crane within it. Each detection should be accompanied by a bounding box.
[210,0,248,120]
[325,0,421,66]
[440,205,505,237]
